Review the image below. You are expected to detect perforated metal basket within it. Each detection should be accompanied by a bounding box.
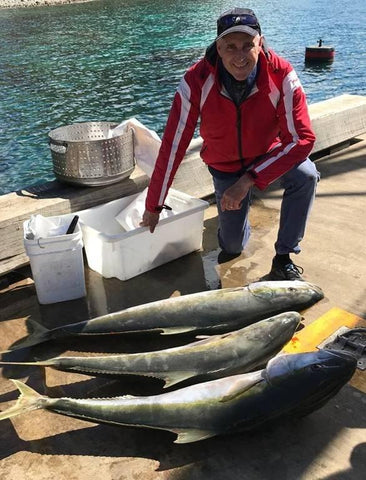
[49,122,135,186]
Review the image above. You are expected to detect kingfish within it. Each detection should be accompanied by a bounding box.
[0,312,301,388]
[0,350,356,443]
[2,280,323,353]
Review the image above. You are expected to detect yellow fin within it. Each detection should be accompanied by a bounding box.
[220,372,263,403]
[160,326,198,335]
[162,371,198,388]
[173,429,216,443]
[0,380,44,421]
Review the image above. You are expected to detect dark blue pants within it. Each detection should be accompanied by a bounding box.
[211,158,320,255]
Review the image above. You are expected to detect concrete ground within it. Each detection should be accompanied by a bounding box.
[0,136,365,479]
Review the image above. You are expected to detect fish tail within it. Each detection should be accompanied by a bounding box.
[1,320,52,353]
[0,380,46,421]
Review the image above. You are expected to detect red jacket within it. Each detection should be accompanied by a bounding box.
[146,44,315,212]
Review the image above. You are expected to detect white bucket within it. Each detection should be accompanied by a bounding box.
[23,217,86,304]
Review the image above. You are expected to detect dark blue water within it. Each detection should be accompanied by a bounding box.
[1,0,365,194]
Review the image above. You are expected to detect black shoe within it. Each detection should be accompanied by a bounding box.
[217,250,241,264]
[268,259,304,281]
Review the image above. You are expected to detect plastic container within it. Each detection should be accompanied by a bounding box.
[23,215,86,304]
[78,189,209,281]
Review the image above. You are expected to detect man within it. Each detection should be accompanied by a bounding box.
[141,7,319,280]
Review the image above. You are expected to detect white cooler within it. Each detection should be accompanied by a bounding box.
[78,189,209,281]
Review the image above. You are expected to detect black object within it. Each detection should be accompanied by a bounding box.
[323,328,366,370]
[66,215,79,234]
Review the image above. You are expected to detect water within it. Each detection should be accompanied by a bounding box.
[1,0,365,195]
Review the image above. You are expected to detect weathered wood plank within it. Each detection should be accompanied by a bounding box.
[309,94,366,152]
[1,94,365,276]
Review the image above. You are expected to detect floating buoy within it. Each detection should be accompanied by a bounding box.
[305,39,335,62]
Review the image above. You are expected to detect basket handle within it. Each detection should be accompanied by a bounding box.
[49,138,68,154]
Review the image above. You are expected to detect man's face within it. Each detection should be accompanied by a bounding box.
[216,32,262,81]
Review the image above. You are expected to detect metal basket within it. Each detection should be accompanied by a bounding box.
[48,122,135,186]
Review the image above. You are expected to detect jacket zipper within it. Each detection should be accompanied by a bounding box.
[220,87,246,170]
[236,105,245,169]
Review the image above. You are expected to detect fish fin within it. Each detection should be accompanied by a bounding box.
[162,371,198,388]
[27,318,49,335]
[160,326,198,335]
[0,359,53,367]
[220,373,264,403]
[1,320,52,353]
[0,380,45,421]
[173,429,217,444]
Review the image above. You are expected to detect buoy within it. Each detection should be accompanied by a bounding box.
[305,39,335,62]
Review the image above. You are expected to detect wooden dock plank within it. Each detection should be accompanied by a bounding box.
[309,94,366,152]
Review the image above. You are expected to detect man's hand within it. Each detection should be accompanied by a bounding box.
[140,209,160,233]
[220,173,255,211]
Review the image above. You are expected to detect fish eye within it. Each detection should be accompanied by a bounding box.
[311,364,323,371]
[288,287,296,292]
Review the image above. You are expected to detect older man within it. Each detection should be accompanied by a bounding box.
[141,7,319,280]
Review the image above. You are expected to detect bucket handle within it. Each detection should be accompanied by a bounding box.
[34,236,82,252]
[37,237,46,249]
[49,138,68,154]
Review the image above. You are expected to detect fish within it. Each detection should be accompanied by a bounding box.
[0,350,356,443]
[0,312,301,388]
[2,280,323,353]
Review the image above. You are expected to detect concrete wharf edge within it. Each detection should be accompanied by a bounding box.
[0,96,365,479]
[1,93,366,277]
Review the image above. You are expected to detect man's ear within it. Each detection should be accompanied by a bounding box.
[216,39,223,58]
